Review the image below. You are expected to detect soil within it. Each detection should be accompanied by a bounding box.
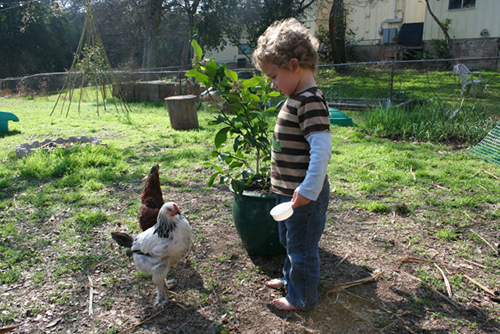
[3,180,500,334]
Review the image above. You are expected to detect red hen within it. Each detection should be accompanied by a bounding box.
[138,164,164,231]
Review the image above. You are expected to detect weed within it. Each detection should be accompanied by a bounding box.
[357,200,391,214]
[0,267,21,284]
[216,251,232,262]
[406,235,421,245]
[72,209,108,232]
[363,101,495,144]
[437,227,458,241]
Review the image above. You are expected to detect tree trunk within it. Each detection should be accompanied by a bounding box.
[180,0,200,67]
[142,0,163,69]
[425,0,455,58]
[329,0,346,64]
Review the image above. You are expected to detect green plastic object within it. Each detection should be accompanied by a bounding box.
[468,123,500,166]
[232,190,286,255]
[0,111,19,133]
[329,107,355,126]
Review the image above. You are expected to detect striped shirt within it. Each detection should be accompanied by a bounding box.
[271,87,331,197]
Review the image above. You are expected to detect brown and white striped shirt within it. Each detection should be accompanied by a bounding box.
[271,87,331,197]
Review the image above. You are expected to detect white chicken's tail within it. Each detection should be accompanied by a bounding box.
[111,232,134,248]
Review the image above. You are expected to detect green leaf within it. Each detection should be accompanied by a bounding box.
[249,110,265,117]
[191,40,203,62]
[241,78,259,89]
[229,161,243,168]
[233,136,240,152]
[241,170,252,180]
[214,127,230,149]
[224,69,238,83]
[207,171,220,187]
[186,70,210,86]
[205,61,218,77]
[248,94,261,102]
[184,68,197,78]
[225,93,243,104]
[218,153,230,162]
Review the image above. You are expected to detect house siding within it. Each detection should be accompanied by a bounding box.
[342,0,426,46]
[423,0,500,40]
[317,0,499,63]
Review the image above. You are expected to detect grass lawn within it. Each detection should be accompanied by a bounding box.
[0,91,499,333]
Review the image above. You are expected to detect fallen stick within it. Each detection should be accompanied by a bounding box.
[435,184,451,191]
[328,271,384,293]
[0,326,20,334]
[335,252,351,268]
[88,275,94,316]
[470,229,500,255]
[338,303,373,326]
[410,165,416,181]
[118,306,171,334]
[434,263,453,299]
[463,274,498,297]
[463,259,487,269]
[483,170,499,180]
[401,271,460,309]
[394,256,426,264]
[379,318,401,333]
[342,289,392,313]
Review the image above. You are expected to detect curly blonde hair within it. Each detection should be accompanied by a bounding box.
[252,18,319,72]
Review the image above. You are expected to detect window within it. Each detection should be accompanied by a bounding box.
[449,0,475,10]
[238,45,251,55]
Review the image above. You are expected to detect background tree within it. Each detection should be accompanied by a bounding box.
[195,0,316,57]
[425,0,455,58]
[0,0,321,77]
[328,0,345,64]
[317,0,385,64]
[0,0,83,77]
[91,0,144,68]
[141,0,165,68]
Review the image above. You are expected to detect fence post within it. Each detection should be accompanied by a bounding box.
[389,60,395,103]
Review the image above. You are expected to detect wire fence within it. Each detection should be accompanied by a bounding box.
[1,57,499,109]
[315,57,500,111]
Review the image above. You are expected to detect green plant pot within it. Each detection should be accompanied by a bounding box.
[232,190,286,255]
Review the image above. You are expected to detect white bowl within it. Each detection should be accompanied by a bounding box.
[270,202,293,221]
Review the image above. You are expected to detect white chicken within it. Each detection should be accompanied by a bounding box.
[111,201,193,307]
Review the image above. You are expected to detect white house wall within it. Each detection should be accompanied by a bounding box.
[423,0,500,40]
[344,0,426,46]
[206,45,249,66]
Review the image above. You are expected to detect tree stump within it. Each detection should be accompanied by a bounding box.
[164,95,199,130]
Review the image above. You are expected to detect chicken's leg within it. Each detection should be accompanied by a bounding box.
[154,280,177,307]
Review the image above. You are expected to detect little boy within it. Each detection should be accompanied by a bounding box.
[252,18,332,311]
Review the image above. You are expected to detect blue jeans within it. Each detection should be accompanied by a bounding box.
[275,181,329,310]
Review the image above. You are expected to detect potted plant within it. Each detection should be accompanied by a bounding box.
[186,41,286,255]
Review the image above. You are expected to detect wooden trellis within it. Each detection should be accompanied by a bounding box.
[51,0,131,118]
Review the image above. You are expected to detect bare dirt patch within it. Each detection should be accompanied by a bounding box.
[3,182,500,333]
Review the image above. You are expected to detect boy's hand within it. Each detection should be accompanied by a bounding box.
[291,190,311,208]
